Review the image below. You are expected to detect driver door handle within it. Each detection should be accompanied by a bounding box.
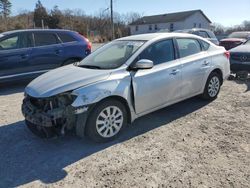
[170,69,180,75]
[21,54,29,59]
[202,60,210,66]
[55,49,62,55]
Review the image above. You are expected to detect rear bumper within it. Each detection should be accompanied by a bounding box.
[230,61,250,73]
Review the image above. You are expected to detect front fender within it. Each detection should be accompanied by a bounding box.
[71,71,132,108]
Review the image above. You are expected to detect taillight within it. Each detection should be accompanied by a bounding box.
[78,33,92,55]
[224,51,230,59]
[86,39,92,51]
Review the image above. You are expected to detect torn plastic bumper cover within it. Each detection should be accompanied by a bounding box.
[22,93,88,128]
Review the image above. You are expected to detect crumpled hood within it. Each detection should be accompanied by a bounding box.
[230,44,250,53]
[25,65,112,98]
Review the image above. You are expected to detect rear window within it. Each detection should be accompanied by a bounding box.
[34,33,58,47]
[57,33,77,43]
[200,40,210,50]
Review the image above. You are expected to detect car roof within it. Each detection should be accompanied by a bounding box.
[117,32,202,41]
[1,29,76,35]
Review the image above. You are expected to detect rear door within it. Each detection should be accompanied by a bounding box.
[0,32,32,79]
[30,32,64,71]
[176,38,211,97]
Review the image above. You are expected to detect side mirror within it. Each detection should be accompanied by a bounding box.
[132,59,154,70]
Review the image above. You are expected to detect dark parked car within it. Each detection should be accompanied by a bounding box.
[220,31,250,50]
[0,29,91,83]
[174,28,219,45]
[229,39,250,78]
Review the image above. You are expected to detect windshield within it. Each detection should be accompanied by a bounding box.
[228,32,250,39]
[78,40,145,69]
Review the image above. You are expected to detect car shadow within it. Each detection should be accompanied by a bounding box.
[228,75,250,92]
[0,97,210,187]
[0,80,31,96]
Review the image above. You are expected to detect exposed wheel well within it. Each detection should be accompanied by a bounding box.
[211,68,223,85]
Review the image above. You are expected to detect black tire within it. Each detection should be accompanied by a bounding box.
[62,59,79,66]
[26,120,56,138]
[236,71,248,81]
[227,74,235,81]
[85,99,127,143]
[201,72,221,100]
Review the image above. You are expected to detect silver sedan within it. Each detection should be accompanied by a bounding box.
[22,33,231,142]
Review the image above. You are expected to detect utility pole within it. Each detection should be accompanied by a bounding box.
[41,19,44,29]
[110,0,114,40]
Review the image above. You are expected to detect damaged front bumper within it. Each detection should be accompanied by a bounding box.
[22,99,73,127]
[22,94,88,129]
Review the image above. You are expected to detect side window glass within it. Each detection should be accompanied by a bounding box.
[0,35,18,50]
[138,39,175,65]
[27,33,33,47]
[18,33,32,48]
[34,33,58,47]
[176,38,202,58]
[200,40,210,51]
[57,33,77,43]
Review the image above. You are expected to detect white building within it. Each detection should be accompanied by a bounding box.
[129,10,212,35]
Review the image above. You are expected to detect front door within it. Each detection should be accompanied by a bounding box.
[132,39,182,114]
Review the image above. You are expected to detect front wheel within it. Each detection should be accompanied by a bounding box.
[201,72,221,100]
[85,99,127,143]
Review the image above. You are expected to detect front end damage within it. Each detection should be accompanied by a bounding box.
[22,93,88,138]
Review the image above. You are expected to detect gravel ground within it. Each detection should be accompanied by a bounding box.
[0,76,249,187]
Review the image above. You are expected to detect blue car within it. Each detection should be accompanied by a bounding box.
[0,29,91,83]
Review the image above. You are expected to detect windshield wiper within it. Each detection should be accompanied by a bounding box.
[78,65,102,69]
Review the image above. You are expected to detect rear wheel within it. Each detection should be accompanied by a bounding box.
[201,72,221,100]
[85,99,127,143]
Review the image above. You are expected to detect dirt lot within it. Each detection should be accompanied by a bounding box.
[0,77,249,187]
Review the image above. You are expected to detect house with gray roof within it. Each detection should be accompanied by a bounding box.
[129,10,212,35]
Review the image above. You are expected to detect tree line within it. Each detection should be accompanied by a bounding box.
[212,21,250,35]
[0,0,249,41]
[0,0,142,42]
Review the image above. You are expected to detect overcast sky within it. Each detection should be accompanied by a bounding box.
[11,0,250,27]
